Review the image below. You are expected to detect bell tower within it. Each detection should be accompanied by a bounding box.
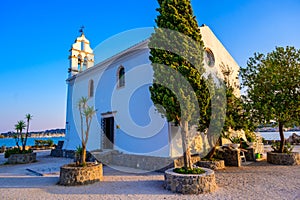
[68,27,94,76]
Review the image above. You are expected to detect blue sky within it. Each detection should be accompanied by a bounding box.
[0,0,299,132]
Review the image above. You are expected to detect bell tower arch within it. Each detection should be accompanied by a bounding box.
[68,27,94,76]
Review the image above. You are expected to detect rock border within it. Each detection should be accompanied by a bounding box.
[197,160,225,170]
[8,152,36,164]
[164,167,217,194]
[58,162,103,186]
[267,152,300,165]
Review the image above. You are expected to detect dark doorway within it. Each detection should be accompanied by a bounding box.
[102,117,114,149]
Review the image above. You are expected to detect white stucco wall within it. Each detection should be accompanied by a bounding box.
[200,25,240,97]
[64,26,241,158]
[65,42,170,157]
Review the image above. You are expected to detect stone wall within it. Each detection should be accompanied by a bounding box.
[267,152,300,165]
[50,149,64,157]
[217,148,241,167]
[245,148,255,161]
[58,163,103,186]
[164,168,217,194]
[196,160,225,170]
[93,152,201,172]
[8,153,36,164]
[173,155,201,168]
[112,154,175,172]
[51,149,95,162]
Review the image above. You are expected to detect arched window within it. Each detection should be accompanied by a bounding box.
[83,57,88,70]
[204,48,215,67]
[88,79,94,98]
[78,55,82,71]
[117,66,125,88]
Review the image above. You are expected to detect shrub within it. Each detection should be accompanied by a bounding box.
[5,148,33,158]
[271,142,294,153]
[34,139,54,147]
[245,131,256,142]
[174,167,205,174]
[46,139,54,147]
[230,136,241,144]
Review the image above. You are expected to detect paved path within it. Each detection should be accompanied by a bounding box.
[0,149,299,200]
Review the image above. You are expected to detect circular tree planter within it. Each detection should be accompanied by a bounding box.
[164,167,217,194]
[197,160,225,170]
[267,152,300,165]
[58,162,103,186]
[8,152,36,164]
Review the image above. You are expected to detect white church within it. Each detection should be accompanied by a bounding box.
[62,25,240,168]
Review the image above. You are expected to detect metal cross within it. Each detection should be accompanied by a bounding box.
[79,26,85,33]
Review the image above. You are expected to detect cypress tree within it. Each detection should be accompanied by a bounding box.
[149,0,210,169]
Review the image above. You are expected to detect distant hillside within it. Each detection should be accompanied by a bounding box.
[0,128,65,138]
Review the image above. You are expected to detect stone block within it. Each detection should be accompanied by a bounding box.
[267,152,300,165]
[8,152,37,164]
[164,167,217,194]
[58,162,103,186]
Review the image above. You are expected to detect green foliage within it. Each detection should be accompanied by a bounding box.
[241,46,300,152]
[245,131,256,142]
[13,114,32,152]
[230,136,241,144]
[149,0,210,169]
[47,139,54,147]
[34,139,54,147]
[4,148,33,158]
[271,142,294,154]
[174,167,205,174]
[78,97,96,166]
[75,145,83,156]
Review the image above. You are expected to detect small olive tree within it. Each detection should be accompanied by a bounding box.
[78,97,96,166]
[241,46,300,153]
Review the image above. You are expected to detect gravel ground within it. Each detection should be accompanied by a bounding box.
[0,149,299,200]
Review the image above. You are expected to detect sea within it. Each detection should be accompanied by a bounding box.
[257,131,300,141]
[0,131,299,147]
[0,137,65,148]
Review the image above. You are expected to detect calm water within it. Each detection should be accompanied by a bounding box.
[0,132,298,147]
[0,137,65,147]
[258,131,300,140]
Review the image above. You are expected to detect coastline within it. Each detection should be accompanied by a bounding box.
[0,134,65,139]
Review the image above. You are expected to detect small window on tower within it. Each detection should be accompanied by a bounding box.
[81,41,85,51]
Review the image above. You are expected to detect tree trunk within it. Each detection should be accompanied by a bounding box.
[15,132,20,151]
[180,120,193,170]
[24,122,29,151]
[278,122,285,153]
[81,143,87,166]
[20,131,25,152]
[205,136,221,160]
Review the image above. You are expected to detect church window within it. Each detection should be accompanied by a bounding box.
[204,48,215,67]
[88,79,94,98]
[117,66,125,88]
[83,57,88,70]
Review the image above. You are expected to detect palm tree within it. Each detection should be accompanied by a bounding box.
[15,120,26,152]
[78,97,96,166]
[14,124,21,150]
[24,114,33,151]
